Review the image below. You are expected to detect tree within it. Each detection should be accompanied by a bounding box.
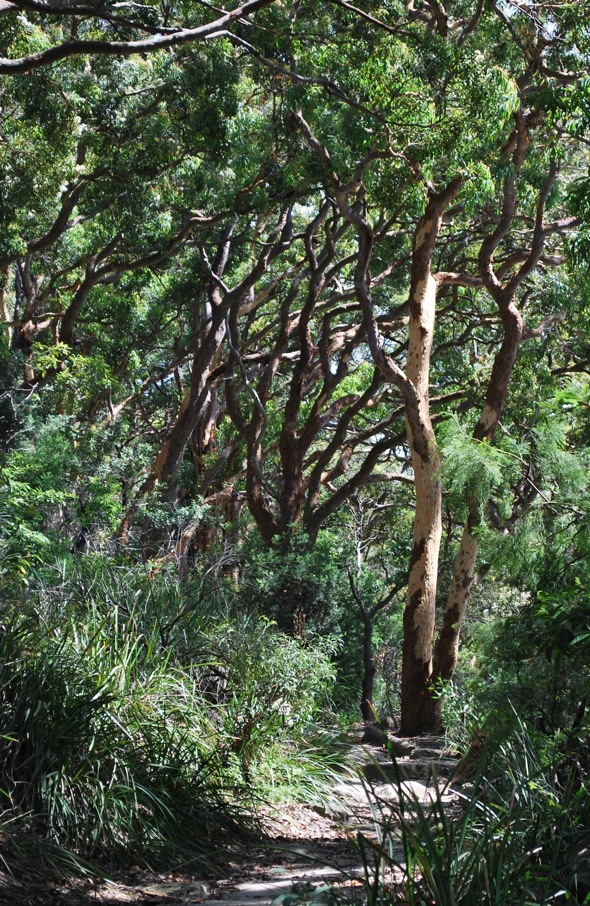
[289,0,587,732]
[0,0,276,74]
[1,0,589,736]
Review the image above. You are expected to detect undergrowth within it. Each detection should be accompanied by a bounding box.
[0,556,346,880]
[355,718,590,905]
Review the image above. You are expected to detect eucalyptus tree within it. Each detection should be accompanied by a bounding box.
[279,0,589,731]
[2,0,590,737]
[0,0,276,74]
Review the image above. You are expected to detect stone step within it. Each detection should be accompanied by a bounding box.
[206,863,365,906]
[361,757,458,784]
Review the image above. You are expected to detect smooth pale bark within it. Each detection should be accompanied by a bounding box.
[398,183,462,736]
[400,270,443,736]
[327,166,461,735]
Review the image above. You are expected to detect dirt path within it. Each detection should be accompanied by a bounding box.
[0,801,360,906]
[0,739,459,906]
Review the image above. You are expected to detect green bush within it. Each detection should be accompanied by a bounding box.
[0,602,252,872]
[461,582,590,740]
[230,527,405,721]
[208,614,338,781]
[232,531,349,636]
[0,548,349,877]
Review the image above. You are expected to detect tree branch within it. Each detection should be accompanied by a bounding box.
[0,0,275,73]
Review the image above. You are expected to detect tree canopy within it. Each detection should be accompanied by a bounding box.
[1,0,590,736]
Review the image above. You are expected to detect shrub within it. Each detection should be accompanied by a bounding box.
[463,583,590,739]
[205,614,338,782]
[0,602,253,872]
[0,548,348,877]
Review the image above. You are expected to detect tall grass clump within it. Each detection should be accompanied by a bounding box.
[355,717,589,905]
[0,551,348,879]
[0,600,253,874]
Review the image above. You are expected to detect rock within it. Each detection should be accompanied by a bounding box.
[361,754,457,784]
[360,724,388,747]
[411,735,446,748]
[362,760,400,783]
[140,880,209,898]
[360,724,415,757]
[398,780,437,802]
[312,799,350,819]
[332,781,369,803]
[413,747,447,759]
[374,780,436,803]
[388,737,416,757]
[375,779,456,806]
[397,758,458,782]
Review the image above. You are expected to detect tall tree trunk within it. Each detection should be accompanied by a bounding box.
[400,271,443,736]
[333,168,461,735]
[360,609,376,723]
[398,184,462,736]
[296,111,567,736]
[433,297,524,687]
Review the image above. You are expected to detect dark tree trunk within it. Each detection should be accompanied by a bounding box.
[361,611,376,723]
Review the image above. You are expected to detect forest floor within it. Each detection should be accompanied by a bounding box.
[0,740,459,906]
[0,799,360,906]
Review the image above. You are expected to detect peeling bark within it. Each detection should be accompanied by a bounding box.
[315,135,462,733]
[400,227,444,737]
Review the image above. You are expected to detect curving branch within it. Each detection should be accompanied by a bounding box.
[0,0,275,73]
[478,111,530,294]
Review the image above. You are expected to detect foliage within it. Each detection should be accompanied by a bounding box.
[0,551,346,875]
[439,415,527,523]
[252,729,352,805]
[230,524,406,720]
[204,611,338,781]
[0,600,249,871]
[356,718,590,905]
[463,582,590,739]
[2,0,590,879]
[232,531,350,636]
